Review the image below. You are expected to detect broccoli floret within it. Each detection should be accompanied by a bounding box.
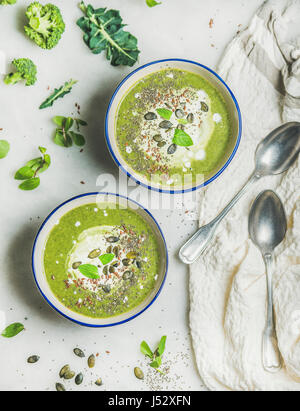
[0,0,17,5]
[4,58,37,86]
[24,2,65,49]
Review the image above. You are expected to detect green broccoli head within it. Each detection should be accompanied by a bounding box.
[0,0,17,5]
[24,2,65,49]
[4,58,37,86]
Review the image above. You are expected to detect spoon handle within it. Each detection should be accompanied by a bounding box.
[262,253,282,373]
[179,173,260,265]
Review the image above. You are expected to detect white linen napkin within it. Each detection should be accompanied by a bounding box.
[190,0,300,391]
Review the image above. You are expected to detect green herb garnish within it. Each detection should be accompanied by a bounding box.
[15,146,51,191]
[77,2,140,67]
[177,118,188,125]
[53,116,87,148]
[156,108,172,120]
[146,0,161,7]
[39,79,77,109]
[172,129,193,147]
[0,140,10,158]
[99,254,115,265]
[1,323,24,338]
[78,264,100,279]
[0,0,17,5]
[140,336,167,374]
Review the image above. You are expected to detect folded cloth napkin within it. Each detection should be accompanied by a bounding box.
[190,0,300,391]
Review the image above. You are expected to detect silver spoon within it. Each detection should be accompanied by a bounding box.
[179,122,300,264]
[249,190,287,373]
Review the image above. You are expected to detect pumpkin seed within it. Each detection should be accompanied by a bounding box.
[127,252,137,259]
[88,354,95,368]
[95,378,103,386]
[56,383,66,391]
[187,113,194,123]
[175,109,184,119]
[123,271,134,280]
[103,266,109,276]
[159,120,173,129]
[75,373,83,385]
[144,112,157,120]
[88,249,101,259]
[103,285,111,293]
[106,246,112,253]
[167,144,177,155]
[201,102,209,112]
[136,261,142,269]
[109,266,115,274]
[113,246,120,257]
[157,141,166,148]
[73,348,85,358]
[112,261,120,268]
[107,236,119,243]
[134,367,144,380]
[72,261,82,270]
[27,355,40,364]
[122,259,131,267]
[153,134,163,142]
[64,370,75,380]
[59,365,70,378]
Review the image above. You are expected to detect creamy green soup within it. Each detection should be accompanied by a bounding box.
[44,203,161,319]
[116,68,232,187]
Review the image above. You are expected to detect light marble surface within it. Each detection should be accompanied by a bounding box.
[0,0,263,391]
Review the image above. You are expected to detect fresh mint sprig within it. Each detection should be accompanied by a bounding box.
[15,146,51,190]
[146,0,161,7]
[140,336,167,374]
[53,116,87,148]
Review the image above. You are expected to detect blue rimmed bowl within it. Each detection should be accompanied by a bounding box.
[105,58,242,194]
[32,192,168,327]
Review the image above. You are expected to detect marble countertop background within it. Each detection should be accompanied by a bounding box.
[0,0,263,391]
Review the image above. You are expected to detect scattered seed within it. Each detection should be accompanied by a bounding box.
[122,259,131,267]
[144,112,157,120]
[106,246,112,253]
[73,348,85,358]
[59,365,70,378]
[88,354,95,368]
[103,266,109,276]
[103,285,111,293]
[27,355,40,364]
[175,109,184,119]
[201,102,209,112]
[75,373,83,386]
[159,120,173,129]
[187,113,194,123]
[113,246,120,257]
[72,262,82,269]
[56,383,66,392]
[177,124,184,130]
[157,141,166,148]
[88,249,101,259]
[134,367,144,380]
[64,370,75,380]
[107,236,119,243]
[153,134,163,142]
[109,266,115,274]
[136,261,142,269]
[95,378,103,386]
[127,252,137,259]
[167,144,177,155]
[123,271,134,280]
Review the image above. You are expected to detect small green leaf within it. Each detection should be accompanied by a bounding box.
[1,323,24,338]
[99,254,114,266]
[19,177,40,191]
[15,166,35,180]
[150,356,162,369]
[53,116,66,127]
[173,129,193,147]
[54,129,72,147]
[177,119,188,125]
[141,341,153,359]
[70,131,86,147]
[75,119,88,126]
[39,154,51,173]
[157,336,167,356]
[38,146,47,154]
[156,108,172,120]
[0,140,10,159]
[63,117,74,131]
[79,264,100,279]
[146,0,161,7]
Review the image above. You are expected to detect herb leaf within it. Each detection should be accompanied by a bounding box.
[99,253,114,265]
[173,129,193,147]
[39,80,78,109]
[157,335,167,356]
[77,2,140,67]
[140,341,153,359]
[79,264,100,279]
[150,356,162,369]
[15,166,35,180]
[69,131,85,147]
[156,108,172,120]
[53,116,87,148]
[19,177,40,191]
[1,323,24,338]
[0,140,10,158]
[146,0,161,7]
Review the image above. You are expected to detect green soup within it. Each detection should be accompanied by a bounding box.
[44,203,161,319]
[116,68,232,187]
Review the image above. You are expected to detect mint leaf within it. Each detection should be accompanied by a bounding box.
[157,336,167,356]
[15,166,35,180]
[99,254,114,266]
[141,341,154,359]
[19,177,40,191]
[173,129,193,147]
[146,0,161,7]
[1,323,24,338]
[53,116,65,127]
[79,264,100,279]
[75,119,88,127]
[150,356,162,369]
[38,146,47,154]
[63,117,74,132]
[0,140,10,159]
[69,131,85,147]
[156,108,172,120]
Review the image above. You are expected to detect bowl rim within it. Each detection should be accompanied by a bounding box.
[105,58,242,194]
[31,192,169,328]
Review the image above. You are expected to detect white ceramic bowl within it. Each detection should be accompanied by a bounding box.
[105,58,242,194]
[32,193,168,327]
